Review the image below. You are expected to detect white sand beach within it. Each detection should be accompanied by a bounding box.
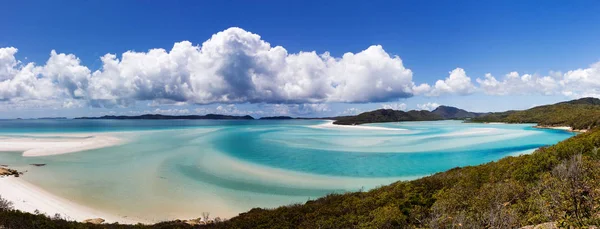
[311,121,406,131]
[0,176,141,224]
[0,134,124,157]
[534,125,588,133]
[0,132,147,224]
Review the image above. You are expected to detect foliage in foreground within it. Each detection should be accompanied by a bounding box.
[3,127,600,228]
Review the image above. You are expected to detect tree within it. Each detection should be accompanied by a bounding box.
[0,195,13,211]
[202,212,211,222]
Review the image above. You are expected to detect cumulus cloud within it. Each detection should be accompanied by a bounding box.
[339,107,363,115]
[559,61,600,98]
[475,61,600,98]
[381,103,407,110]
[417,102,440,111]
[259,103,330,116]
[3,27,600,112]
[476,72,559,96]
[426,68,476,96]
[1,28,426,108]
[152,108,190,115]
[192,103,329,117]
[0,47,68,104]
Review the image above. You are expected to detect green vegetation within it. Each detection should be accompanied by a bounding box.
[333,109,443,125]
[74,114,255,120]
[472,97,600,130]
[431,105,487,119]
[332,105,485,125]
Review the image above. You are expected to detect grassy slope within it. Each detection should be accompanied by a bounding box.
[471,98,600,130]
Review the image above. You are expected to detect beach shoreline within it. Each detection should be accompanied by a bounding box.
[312,120,407,131]
[0,132,144,224]
[0,176,142,224]
[481,122,587,133]
[533,125,588,133]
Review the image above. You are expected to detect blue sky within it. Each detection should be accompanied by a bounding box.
[1,0,600,118]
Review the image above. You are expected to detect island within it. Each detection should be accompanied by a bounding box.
[331,106,485,125]
[430,105,487,119]
[258,116,294,120]
[74,114,255,120]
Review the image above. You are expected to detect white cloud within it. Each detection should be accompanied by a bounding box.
[324,45,415,102]
[42,50,91,99]
[412,83,431,95]
[381,103,407,110]
[560,61,600,98]
[151,108,190,115]
[417,102,440,111]
[0,47,66,103]
[0,28,423,109]
[427,68,476,96]
[62,100,85,109]
[475,61,600,98]
[3,27,600,112]
[215,104,251,115]
[0,47,19,81]
[476,72,559,96]
[84,28,419,107]
[193,104,260,116]
[0,47,95,111]
[258,103,330,116]
[193,103,329,117]
[339,107,362,115]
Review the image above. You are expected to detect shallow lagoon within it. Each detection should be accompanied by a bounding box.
[0,119,574,221]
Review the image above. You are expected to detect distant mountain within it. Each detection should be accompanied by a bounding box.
[431,106,487,119]
[75,114,254,120]
[471,97,600,130]
[333,109,443,125]
[259,116,293,120]
[37,117,67,120]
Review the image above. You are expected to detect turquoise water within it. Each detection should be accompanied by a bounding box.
[0,120,574,221]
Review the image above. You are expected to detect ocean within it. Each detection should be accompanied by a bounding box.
[0,119,574,222]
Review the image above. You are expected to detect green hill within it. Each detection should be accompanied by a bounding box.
[471,97,600,130]
[332,109,443,125]
[431,105,487,119]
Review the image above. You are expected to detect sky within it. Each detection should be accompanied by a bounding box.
[1,0,600,118]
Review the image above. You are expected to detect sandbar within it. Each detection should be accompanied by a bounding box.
[0,133,125,157]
